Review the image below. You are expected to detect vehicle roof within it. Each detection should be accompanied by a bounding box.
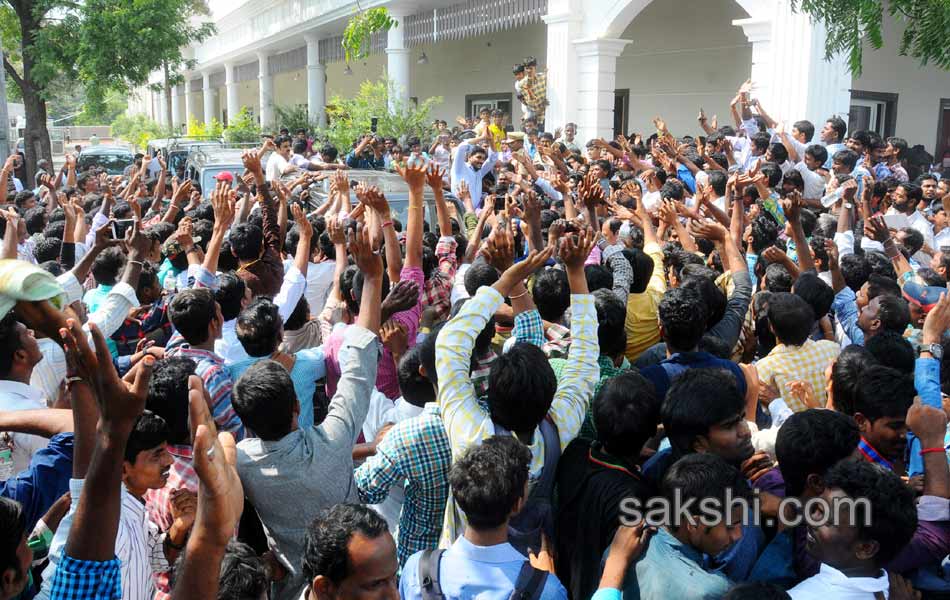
[189,148,247,167]
[79,145,133,155]
[168,139,222,152]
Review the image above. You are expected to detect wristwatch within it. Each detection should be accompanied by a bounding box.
[920,343,944,360]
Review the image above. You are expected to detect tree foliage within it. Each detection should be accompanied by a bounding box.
[342,7,396,64]
[274,104,318,134]
[187,116,223,139]
[792,0,950,76]
[320,79,441,153]
[111,112,166,150]
[222,107,261,144]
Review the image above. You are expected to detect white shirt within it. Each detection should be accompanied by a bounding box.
[283,259,335,318]
[265,152,293,182]
[450,141,497,207]
[794,161,827,201]
[39,479,169,600]
[788,563,889,599]
[0,380,48,473]
[31,338,66,407]
[934,226,950,250]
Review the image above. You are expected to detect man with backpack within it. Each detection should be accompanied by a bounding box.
[400,435,567,599]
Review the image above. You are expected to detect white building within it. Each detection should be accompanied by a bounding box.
[127,0,950,162]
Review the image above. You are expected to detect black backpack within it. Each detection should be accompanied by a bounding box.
[418,548,548,600]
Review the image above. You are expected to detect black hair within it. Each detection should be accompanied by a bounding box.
[284,295,310,332]
[864,330,913,375]
[680,275,725,330]
[829,345,874,414]
[807,235,829,269]
[826,116,847,142]
[792,271,834,320]
[847,129,871,150]
[898,227,924,255]
[341,266,391,317]
[593,289,626,359]
[230,222,263,261]
[0,314,24,380]
[91,246,126,286]
[804,144,828,166]
[763,263,793,293]
[147,221,177,243]
[917,267,946,287]
[593,372,658,457]
[661,369,744,456]
[487,342,556,436]
[707,170,727,197]
[146,357,197,445]
[301,503,390,584]
[274,134,293,148]
[397,345,434,407]
[661,453,752,517]
[216,540,268,600]
[840,254,869,291]
[236,297,282,357]
[233,360,297,441]
[851,366,915,421]
[781,169,804,194]
[464,261,500,298]
[760,162,783,188]
[622,248,655,294]
[168,288,218,345]
[215,272,247,322]
[124,410,170,464]
[658,286,708,352]
[584,264,613,293]
[449,435,531,530]
[23,207,46,235]
[749,215,779,254]
[42,220,65,241]
[886,136,908,156]
[660,179,685,201]
[776,409,860,497]
[793,120,815,142]
[724,582,791,600]
[0,496,26,585]
[293,139,308,155]
[874,294,911,334]
[532,268,570,322]
[823,459,917,565]
[832,149,858,171]
[766,292,815,346]
[33,237,62,263]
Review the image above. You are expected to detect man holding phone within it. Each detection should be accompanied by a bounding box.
[345,134,385,170]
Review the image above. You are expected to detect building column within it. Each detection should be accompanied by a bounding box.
[305,33,326,127]
[734,2,851,133]
[170,84,182,131]
[573,38,630,143]
[225,62,240,126]
[543,1,582,132]
[202,70,216,127]
[386,9,411,112]
[157,89,167,126]
[184,78,196,126]
[257,51,275,129]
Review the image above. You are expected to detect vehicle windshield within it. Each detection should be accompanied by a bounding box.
[201,167,240,198]
[78,153,133,175]
[168,151,190,174]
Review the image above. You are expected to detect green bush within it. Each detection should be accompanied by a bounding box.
[223,107,262,144]
[317,78,441,154]
[111,112,167,150]
[274,104,318,135]
[187,116,223,138]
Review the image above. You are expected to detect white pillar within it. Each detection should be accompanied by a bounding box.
[225,62,240,126]
[573,38,630,143]
[386,9,411,113]
[184,79,196,126]
[543,1,582,133]
[202,70,216,127]
[257,51,274,129]
[157,89,167,126]
[170,85,182,131]
[734,1,851,135]
[305,34,326,127]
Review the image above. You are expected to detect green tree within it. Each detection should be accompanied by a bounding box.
[792,0,950,76]
[320,78,441,153]
[274,104,317,135]
[0,0,214,181]
[222,107,261,144]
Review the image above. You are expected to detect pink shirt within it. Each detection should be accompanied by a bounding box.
[324,265,424,399]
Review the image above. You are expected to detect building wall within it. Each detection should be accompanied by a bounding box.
[852,14,950,156]
[615,0,752,137]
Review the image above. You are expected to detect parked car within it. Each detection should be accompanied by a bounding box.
[77,144,135,175]
[185,147,246,197]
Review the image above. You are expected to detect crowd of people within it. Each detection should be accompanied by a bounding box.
[0,73,949,600]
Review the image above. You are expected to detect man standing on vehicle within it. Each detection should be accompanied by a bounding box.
[265,135,298,181]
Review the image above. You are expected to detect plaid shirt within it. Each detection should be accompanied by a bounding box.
[422,237,458,322]
[144,444,197,600]
[165,345,245,440]
[543,322,572,359]
[354,403,452,567]
[552,355,631,441]
[49,555,122,600]
[436,287,599,544]
[754,339,840,412]
[522,71,547,120]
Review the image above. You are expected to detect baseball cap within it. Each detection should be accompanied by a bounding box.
[902,280,947,313]
[214,171,234,183]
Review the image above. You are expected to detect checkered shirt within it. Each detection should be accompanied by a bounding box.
[522,72,548,120]
[49,554,122,600]
[354,403,452,567]
[754,339,841,412]
[552,355,632,440]
[422,237,459,322]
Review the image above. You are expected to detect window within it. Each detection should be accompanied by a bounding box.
[848,90,897,137]
[465,93,513,122]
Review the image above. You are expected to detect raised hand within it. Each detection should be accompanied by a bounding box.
[381,280,420,317]
[481,224,515,273]
[326,215,346,245]
[379,320,409,359]
[864,215,889,243]
[395,161,427,191]
[426,163,446,190]
[361,185,390,217]
[559,227,595,272]
[348,223,383,279]
[922,292,950,345]
[689,219,728,242]
[241,150,264,178]
[291,204,313,240]
[211,181,236,230]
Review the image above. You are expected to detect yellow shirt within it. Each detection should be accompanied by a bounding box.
[754,339,841,412]
[624,242,666,362]
[488,124,505,152]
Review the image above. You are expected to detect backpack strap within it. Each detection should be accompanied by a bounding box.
[418,548,445,600]
[508,560,548,600]
[533,416,561,499]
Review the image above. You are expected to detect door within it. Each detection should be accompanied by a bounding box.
[937,99,950,170]
[613,89,629,139]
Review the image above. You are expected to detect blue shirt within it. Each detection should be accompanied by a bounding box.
[400,537,568,599]
[227,347,326,429]
[639,351,748,402]
[618,526,732,599]
[0,433,73,533]
[823,142,847,169]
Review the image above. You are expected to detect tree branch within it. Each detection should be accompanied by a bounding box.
[3,54,23,90]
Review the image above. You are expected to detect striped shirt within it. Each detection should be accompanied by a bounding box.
[436,287,599,544]
[164,345,245,440]
[354,403,452,567]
